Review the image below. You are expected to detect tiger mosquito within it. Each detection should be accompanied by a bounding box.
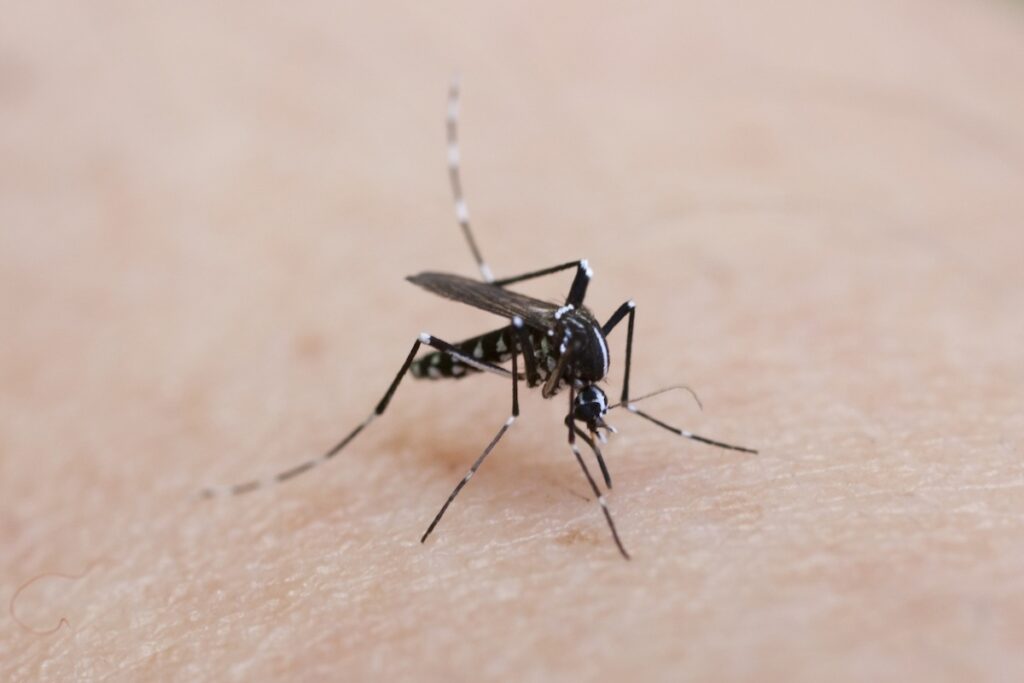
[201,77,757,559]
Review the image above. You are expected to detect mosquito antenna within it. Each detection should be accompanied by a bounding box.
[447,75,494,283]
[625,406,758,454]
[610,384,703,411]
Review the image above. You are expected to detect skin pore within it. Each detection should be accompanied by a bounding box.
[3,2,1024,681]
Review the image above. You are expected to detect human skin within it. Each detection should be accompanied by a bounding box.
[3,2,1024,681]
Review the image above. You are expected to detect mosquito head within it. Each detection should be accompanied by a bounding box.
[573,384,610,432]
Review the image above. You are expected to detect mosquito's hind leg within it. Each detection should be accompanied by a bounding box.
[420,317,527,543]
[446,76,493,283]
[200,331,515,498]
[602,300,758,454]
[445,81,592,305]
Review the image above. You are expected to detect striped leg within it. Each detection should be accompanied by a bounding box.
[603,300,758,454]
[571,422,612,490]
[447,76,493,283]
[567,386,630,559]
[420,317,525,543]
[200,332,515,498]
[445,78,590,307]
[492,259,594,309]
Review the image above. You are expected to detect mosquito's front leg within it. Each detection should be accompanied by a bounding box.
[603,300,758,454]
[602,300,636,402]
[566,386,630,560]
[200,332,515,498]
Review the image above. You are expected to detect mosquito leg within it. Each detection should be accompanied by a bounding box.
[566,387,630,559]
[200,332,513,498]
[510,318,540,387]
[421,318,524,543]
[603,301,758,454]
[446,76,493,283]
[624,407,758,454]
[445,80,587,298]
[491,259,594,310]
[602,300,636,402]
[568,418,612,490]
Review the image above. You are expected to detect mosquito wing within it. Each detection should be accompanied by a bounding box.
[407,271,558,330]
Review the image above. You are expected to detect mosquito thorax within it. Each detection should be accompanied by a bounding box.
[555,307,610,383]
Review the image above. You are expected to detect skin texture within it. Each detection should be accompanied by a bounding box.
[2,1,1024,681]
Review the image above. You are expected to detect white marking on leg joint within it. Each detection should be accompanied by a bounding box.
[455,199,469,224]
[447,145,460,168]
[480,264,494,282]
[447,92,459,121]
[512,316,523,328]
[419,333,432,344]
[505,415,516,427]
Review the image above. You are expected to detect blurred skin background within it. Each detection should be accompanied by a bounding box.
[2,2,1024,681]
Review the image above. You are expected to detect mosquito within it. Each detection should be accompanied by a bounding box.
[201,78,757,559]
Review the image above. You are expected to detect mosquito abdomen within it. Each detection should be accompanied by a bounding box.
[411,326,515,380]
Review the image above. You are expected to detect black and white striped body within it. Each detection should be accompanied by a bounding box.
[411,326,516,380]
[410,307,610,397]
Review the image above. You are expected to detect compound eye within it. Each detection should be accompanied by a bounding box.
[574,386,608,421]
